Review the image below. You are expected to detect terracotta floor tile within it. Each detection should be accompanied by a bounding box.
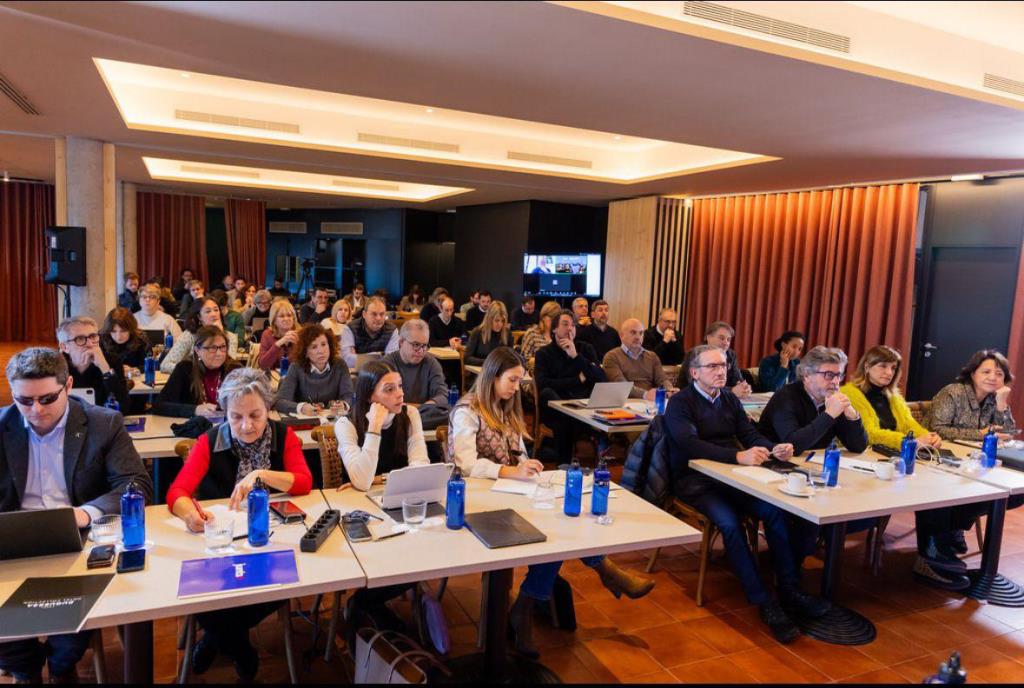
[669,656,758,683]
[988,629,1024,662]
[582,635,663,681]
[854,624,932,666]
[570,640,623,683]
[891,654,954,683]
[590,595,675,634]
[939,642,1024,683]
[728,645,829,683]
[632,669,682,683]
[781,634,885,680]
[921,600,1017,640]
[540,643,599,683]
[682,615,759,655]
[630,622,721,668]
[979,602,1024,630]
[878,611,974,652]
[839,667,914,683]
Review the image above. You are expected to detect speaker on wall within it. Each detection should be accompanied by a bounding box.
[44,226,87,286]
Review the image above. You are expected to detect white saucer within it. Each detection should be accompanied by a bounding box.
[778,484,814,498]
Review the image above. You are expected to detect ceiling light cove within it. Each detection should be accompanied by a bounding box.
[96,58,776,183]
[142,157,472,202]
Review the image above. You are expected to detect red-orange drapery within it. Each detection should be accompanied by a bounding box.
[224,198,266,287]
[683,183,920,382]
[1006,246,1024,417]
[136,191,207,286]
[0,182,57,342]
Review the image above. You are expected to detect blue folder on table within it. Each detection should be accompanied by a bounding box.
[177,550,299,598]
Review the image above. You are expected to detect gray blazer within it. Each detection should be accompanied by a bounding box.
[0,398,153,515]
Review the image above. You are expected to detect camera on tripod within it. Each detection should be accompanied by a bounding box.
[301,258,316,269]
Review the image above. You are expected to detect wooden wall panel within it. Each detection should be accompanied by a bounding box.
[604,197,658,322]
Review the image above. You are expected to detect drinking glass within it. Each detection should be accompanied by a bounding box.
[204,515,234,554]
[402,498,427,533]
[532,473,556,510]
[90,514,121,545]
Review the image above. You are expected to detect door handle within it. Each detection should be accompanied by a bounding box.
[923,343,938,351]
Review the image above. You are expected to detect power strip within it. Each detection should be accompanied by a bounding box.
[300,509,340,552]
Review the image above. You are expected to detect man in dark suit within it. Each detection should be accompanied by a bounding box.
[0,348,152,683]
[643,307,685,366]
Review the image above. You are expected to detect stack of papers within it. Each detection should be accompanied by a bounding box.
[491,470,620,497]
[732,466,784,484]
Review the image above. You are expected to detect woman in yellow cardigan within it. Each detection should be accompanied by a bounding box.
[841,345,942,450]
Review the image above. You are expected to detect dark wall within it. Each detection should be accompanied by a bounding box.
[452,201,531,307]
[403,209,455,297]
[205,207,229,285]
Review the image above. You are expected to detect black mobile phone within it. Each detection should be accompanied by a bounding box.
[342,519,372,542]
[87,545,116,569]
[116,548,146,573]
[270,500,307,524]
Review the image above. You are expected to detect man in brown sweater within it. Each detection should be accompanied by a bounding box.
[602,318,678,400]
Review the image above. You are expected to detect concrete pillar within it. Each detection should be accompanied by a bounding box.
[122,181,137,276]
[53,137,117,319]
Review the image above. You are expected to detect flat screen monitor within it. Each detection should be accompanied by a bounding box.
[523,254,601,297]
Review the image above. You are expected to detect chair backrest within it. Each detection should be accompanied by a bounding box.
[435,425,449,462]
[174,439,196,460]
[906,400,932,429]
[512,330,526,348]
[745,367,761,391]
[312,424,345,489]
[247,342,262,368]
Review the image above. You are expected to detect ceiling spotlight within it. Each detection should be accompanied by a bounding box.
[2,171,8,182]
[425,108,434,113]
[950,173,984,182]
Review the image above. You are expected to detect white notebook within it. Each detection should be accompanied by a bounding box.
[732,466,784,484]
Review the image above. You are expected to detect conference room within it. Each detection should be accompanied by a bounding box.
[2,1,1024,684]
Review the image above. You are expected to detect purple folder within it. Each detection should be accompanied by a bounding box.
[177,550,299,598]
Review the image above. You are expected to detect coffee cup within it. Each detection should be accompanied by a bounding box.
[873,461,895,481]
[786,472,809,494]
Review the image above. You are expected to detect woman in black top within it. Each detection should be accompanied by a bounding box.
[100,307,150,371]
[153,326,241,417]
[464,300,511,366]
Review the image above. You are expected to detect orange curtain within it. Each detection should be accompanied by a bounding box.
[0,182,57,342]
[683,183,919,378]
[224,198,267,287]
[1006,247,1024,417]
[136,191,207,285]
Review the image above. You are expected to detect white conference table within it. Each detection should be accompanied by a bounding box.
[428,346,461,361]
[130,369,281,397]
[0,493,365,683]
[547,399,654,434]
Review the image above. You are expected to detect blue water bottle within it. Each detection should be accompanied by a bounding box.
[247,478,270,547]
[591,458,610,517]
[163,331,174,350]
[104,394,120,414]
[120,480,146,550]
[564,458,583,517]
[143,354,155,387]
[447,385,460,407]
[655,387,667,415]
[982,426,998,468]
[279,355,290,377]
[446,465,465,530]
[900,431,918,476]
[823,440,841,487]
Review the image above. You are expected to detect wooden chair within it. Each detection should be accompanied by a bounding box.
[906,400,932,428]
[529,377,554,459]
[512,330,526,348]
[435,425,449,462]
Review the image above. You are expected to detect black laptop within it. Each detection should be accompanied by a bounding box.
[0,508,85,560]
[142,329,165,347]
[464,509,546,549]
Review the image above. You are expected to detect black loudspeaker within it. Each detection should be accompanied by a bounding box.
[44,226,87,286]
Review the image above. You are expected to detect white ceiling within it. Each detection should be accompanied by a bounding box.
[0,1,1023,209]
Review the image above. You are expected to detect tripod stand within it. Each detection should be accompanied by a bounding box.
[297,260,316,301]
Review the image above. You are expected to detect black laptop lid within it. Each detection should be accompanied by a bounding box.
[464,509,546,549]
[0,508,85,560]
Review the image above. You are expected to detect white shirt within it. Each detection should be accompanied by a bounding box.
[338,326,400,370]
[694,383,722,404]
[135,310,182,340]
[450,404,529,480]
[333,405,429,492]
[22,406,102,522]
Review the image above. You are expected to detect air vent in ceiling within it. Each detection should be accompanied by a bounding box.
[321,222,364,236]
[357,132,460,153]
[175,109,300,134]
[332,179,401,192]
[507,151,593,169]
[180,165,260,179]
[0,72,39,115]
[683,1,850,53]
[984,73,1024,98]
[269,221,308,234]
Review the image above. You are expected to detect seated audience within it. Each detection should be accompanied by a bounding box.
[449,347,653,658]
[398,284,426,312]
[603,318,674,400]
[257,300,300,371]
[237,284,257,312]
[210,290,247,345]
[701,321,751,398]
[510,295,539,330]
[759,330,805,392]
[575,300,620,360]
[179,279,205,315]
[274,324,354,415]
[269,277,291,299]
[320,298,353,338]
[464,300,511,366]
[242,289,273,333]
[518,300,561,370]
[384,319,449,430]
[571,297,591,327]
[418,287,447,326]
[464,290,492,330]
[0,348,152,684]
[458,289,480,319]
[58,316,129,409]
[172,268,194,301]
[118,271,140,311]
[167,369,311,681]
[220,273,235,293]
[299,287,331,325]
[145,278,179,318]
[226,276,247,309]
[341,296,400,359]
[666,344,827,643]
[427,295,465,349]
[100,307,150,371]
[758,345,868,455]
[643,308,684,366]
[161,297,240,374]
[154,326,240,417]
[344,283,367,317]
[929,349,1015,441]
[133,284,182,340]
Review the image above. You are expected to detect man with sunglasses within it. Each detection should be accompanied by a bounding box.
[0,348,152,683]
[383,319,448,430]
[57,316,129,410]
[758,345,868,455]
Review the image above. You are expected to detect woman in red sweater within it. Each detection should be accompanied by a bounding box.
[257,299,299,371]
[167,367,311,681]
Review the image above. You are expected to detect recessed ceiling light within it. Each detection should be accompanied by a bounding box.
[95,58,778,184]
[179,72,191,78]
[950,173,984,181]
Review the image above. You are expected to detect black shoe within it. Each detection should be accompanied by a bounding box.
[759,600,800,644]
[47,668,79,685]
[508,591,540,659]
[778,586,831,619]
[191,635,218,676]
[232,641,259,682]
[924,537,967,572]
[913,556,971,591]
[951,530,968,555]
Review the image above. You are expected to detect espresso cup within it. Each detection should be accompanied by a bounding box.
[786,472,809,493]
[874,461,895,481]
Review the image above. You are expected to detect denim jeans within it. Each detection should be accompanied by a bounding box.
[916,495,1024,555]
[520,557,604,601]
[0,632,92,680]
[197,601,280,656]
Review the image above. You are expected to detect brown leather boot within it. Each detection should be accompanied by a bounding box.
[507,591,540,659]
[595,558,656,599]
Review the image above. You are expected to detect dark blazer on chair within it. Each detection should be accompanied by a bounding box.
[0,399,154,515]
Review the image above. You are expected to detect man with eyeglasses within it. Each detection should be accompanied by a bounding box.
[665,344,829,644]
[758,345,868,455]
[701,321,752,399]
[383,320,449,430]
[57,317,129,410]
[0,347,152,683]
[643,308,685,366]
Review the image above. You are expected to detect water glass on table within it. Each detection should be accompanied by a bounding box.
[204,514,234,554]
[532,472,556,510]
[402,497,427,533]
[90,514,121,545]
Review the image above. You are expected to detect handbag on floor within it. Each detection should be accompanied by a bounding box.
[353,628,449,684]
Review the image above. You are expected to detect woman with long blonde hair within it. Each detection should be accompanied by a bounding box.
[257,299,299,370]
[464,300,509,366]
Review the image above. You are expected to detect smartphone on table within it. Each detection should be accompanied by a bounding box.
[270,500,307,524]
[116,548,146,573]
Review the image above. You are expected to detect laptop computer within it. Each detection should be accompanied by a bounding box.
[366,463,454,511]
[564,381,633,410]
[251,317,268,332]
[0,508,85,560]
[464,509,547,549]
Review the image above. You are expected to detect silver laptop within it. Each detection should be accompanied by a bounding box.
[568,381,633,409]
[366,463,454,510]
[251,317,268,331]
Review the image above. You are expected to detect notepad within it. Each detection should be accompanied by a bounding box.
[732,466,785,484]
[177,550,298,598]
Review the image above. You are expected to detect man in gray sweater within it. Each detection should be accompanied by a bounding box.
[383,319,449,430]
[602,318,678,400]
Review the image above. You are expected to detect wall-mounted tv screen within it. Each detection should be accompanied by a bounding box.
[522,254,602,297]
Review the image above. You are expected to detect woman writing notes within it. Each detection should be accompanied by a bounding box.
[274,324,354,416]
